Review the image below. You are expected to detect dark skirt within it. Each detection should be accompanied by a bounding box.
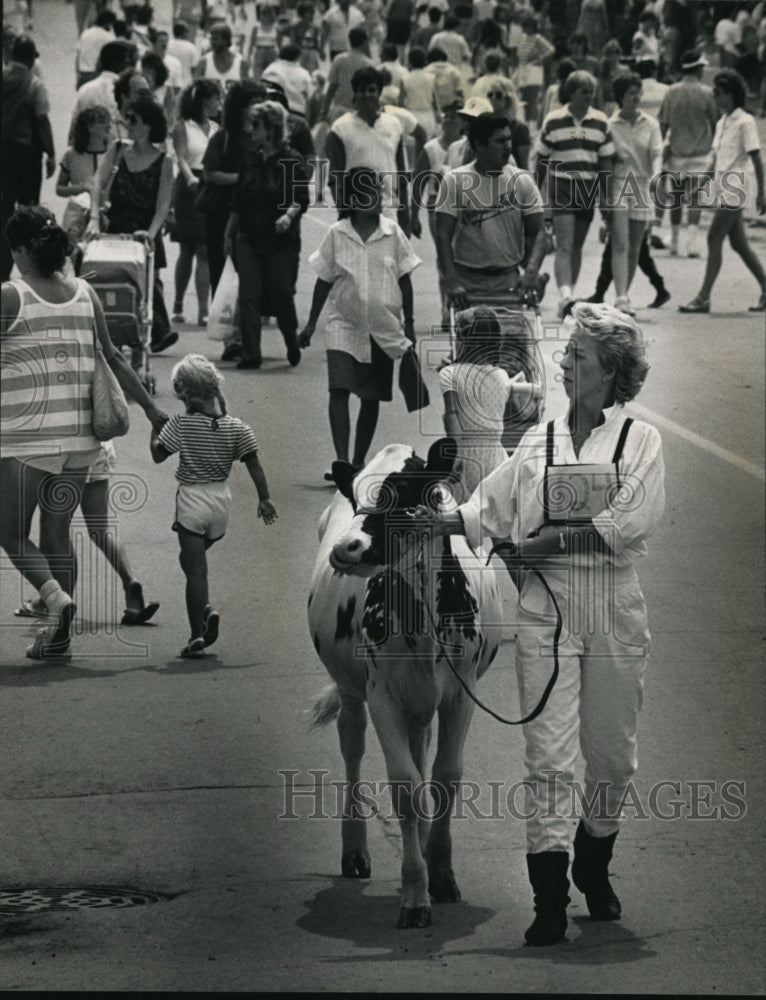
[172,170,207,243]
[327,339,394,402]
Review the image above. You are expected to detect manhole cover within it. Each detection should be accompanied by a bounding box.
[0,886,170,914]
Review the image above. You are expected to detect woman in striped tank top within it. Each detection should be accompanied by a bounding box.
[0,207,168,660]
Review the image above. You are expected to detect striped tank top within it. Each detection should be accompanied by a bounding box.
[1,277,100,458]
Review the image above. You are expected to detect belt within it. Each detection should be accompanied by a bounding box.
[457,264,519,276]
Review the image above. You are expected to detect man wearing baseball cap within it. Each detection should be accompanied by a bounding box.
[444,94,493,170]
[658,48,718,257]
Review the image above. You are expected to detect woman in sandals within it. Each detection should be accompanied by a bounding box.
[0,207,167,659]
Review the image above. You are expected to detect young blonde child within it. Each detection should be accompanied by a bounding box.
[150,353,277,658]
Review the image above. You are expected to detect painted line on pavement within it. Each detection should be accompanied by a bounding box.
[628,403,765,482]
[304,206,765,483]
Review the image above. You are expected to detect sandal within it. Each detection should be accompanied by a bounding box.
[180,636,206,659]
[203,606,220,648]
[121,581,160,625]
[26,627,72,660]
[678,298,710,313]
[14,597,51,619]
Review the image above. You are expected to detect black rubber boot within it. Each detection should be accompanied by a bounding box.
[571,821,622,920]
[524,851,570,946]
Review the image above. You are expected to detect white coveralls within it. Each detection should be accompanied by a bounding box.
[459,407,665,853]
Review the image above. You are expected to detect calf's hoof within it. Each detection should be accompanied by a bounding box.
[429,868,461,903]
[397,905,432,929]
[341,849,371,879]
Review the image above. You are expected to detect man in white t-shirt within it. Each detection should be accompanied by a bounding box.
[322,0,365,60]
[261,43,313,116]
[168,21,199,88]
[75,8,116,88]
[327,64,417,236]
[435,111,547,310]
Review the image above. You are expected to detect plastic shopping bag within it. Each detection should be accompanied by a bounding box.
[208,256,239,342]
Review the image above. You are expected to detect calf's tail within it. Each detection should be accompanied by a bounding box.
[308,683,341,729]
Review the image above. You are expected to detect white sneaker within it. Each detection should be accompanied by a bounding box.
[615,296,637,316]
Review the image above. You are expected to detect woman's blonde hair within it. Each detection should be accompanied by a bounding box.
[570,302,649,404]
[472,75,520,117]
[171,353,228,424]
[249,99,287,145]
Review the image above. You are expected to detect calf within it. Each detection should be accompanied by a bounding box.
[307,439,503,929]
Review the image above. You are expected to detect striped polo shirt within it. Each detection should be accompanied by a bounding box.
[538,105,615,204]
[158,413,259,484]
[1,277,100,459]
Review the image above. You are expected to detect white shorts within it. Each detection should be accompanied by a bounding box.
[174,482,231,542]
[86,442,117,484]
[11,447,103,475]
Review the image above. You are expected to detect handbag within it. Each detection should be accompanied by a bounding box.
[91,331,130,441]
[207,256,240,342]
[62,193,91,243]
[194,180,219,213]
[398,346,430,413]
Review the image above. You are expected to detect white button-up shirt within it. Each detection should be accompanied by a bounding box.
[458,407,666,569]
[309,216,421,362]
[712,106,761,208]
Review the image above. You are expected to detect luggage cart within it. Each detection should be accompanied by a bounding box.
[79,233,156,395]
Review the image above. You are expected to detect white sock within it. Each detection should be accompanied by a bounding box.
[559,285,572,302]
[39,580,71,616]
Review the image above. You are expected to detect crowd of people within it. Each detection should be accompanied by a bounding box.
[1,0,764,950]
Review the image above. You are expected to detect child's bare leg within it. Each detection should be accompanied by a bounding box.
[353,399,380,469]
[178,528,209,639]
[329,388,351,462]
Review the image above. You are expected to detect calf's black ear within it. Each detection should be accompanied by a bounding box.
[425,436,458,478]
[331,460,358,500]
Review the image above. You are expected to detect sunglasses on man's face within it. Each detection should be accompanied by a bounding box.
[486,91,505,99]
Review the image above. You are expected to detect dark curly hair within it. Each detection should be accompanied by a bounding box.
[128,95,168,143]
[5,206,72,277]
[222,79,267,133]
[72,104,112,154]
[713,68,747,109]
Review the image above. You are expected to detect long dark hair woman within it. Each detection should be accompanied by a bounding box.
[171,79,222,327]
[223,100,310,370]
[0,207,167,659]
[88,95,178,354]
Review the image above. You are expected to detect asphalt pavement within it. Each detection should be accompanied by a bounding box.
[1,2,765,992]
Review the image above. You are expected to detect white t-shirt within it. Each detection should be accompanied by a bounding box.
[331,110,404,212]
[76,25,114,73]
[168,38,199,87]
[712,106,760,207]
[435,162,543,269]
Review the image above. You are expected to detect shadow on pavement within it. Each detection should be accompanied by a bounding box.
[296,877,495,960]
[447,915,658,965]
[0,655,263,687]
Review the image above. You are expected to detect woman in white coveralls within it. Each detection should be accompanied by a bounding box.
[414,302,665,947]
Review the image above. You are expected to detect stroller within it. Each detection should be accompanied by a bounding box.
[79,234,156,395]
[449,292,545,455]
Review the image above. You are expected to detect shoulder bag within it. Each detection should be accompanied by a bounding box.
[91,325,130,441]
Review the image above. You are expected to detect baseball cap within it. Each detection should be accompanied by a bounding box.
[457,95,493,117]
